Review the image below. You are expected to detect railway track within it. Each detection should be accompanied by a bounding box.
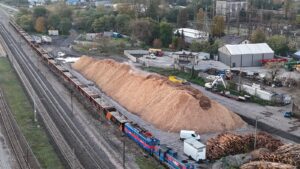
[0,23,115,168]
[0,89,30,169]
[0,24,83,169]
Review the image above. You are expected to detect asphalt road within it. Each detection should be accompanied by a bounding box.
[190,84,300,142]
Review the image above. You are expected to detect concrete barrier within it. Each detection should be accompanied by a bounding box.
[124,50,137,62]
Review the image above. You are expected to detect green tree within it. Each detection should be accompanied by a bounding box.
[92,15,116,32]
[208,40,220,54]
[130,19,155,45]
[73,9,100,32]
[59,18,72,35]
[47,14,60,29]
[239,8,247,22]
[17,15,33,32]
[165,8,179,23]
[296,15,300,26]
[159,22,173,47]
[57,4,73,18]
[92,18,105,32]
[34,16,46,33]
[190,40,201,52]
[267,35,289,55]
[33,7,47,18]
[211,16,225,37]
[177,8,188,27]
[251,28,266,43]
[115,14,131,34]
[147,0,159,20]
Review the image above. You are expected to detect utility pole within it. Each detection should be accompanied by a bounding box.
[33,97,37,122]
[70,91,73,115]
[254,116,262,149]
[237,7,240,36]
[122,134,126,169]
[226,6,230,35]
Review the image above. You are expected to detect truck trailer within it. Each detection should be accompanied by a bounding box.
[184,138,206,162]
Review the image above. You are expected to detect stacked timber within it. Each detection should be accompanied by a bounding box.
[259,144,300,167]
[240,161,296,169]
[206,132,283,160]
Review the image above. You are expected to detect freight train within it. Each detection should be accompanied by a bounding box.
[8,20,195,169]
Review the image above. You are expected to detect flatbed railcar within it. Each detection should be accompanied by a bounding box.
[9,20,196,169]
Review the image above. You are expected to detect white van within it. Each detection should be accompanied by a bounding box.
[180,130,200,140]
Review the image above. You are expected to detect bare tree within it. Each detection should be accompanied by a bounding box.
[265,62,284,82]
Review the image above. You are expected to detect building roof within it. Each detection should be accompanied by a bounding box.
[174,28,209,39]
[221,35,247,45]
[223,43,274,55]
[294,51,300,59]
[294,51,300,56]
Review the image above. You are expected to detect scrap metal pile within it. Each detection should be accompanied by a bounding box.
[206,132,283,160]
[258,143,300,167]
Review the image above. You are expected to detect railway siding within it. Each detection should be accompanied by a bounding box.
[3,21,116,168]
[0,30,71,169]
[0,89,34,169]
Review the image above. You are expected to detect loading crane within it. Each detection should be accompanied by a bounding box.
[204,76,226,90]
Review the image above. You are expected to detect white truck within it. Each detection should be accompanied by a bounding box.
[32,35,42,44]
[145,53,156,59]
[180,130,200,140]
[184,138,206,162]
[42,35,52,44]
[48,30,59,36]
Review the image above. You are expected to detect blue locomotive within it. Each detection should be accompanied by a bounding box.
[124,123,194,169]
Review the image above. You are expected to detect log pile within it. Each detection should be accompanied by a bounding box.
[259,144,300,167]
[240,161,296,169]
[206,132,283,160]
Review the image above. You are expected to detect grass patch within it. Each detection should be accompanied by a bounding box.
[0,58,64,169]
[135,156,164,169]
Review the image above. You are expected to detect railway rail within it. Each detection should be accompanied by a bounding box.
[0,24,106,169]
[6,17,198,168]
[0,23,83,169]
[0,89,32,169]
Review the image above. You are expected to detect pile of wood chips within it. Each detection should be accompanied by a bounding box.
[206,132,283,160]
[259,143,300,167]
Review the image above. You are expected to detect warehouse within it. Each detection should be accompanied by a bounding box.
[218,43,274,67]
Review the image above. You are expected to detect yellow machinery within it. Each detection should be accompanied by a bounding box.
[168,76,189,85]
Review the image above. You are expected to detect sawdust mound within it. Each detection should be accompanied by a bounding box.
[73,56,245,133]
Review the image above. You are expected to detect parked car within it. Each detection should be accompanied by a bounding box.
[57,52,66,57]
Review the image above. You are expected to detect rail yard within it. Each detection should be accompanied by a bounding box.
[0,2,299,169]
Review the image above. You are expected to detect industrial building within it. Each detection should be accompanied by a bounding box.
[216,0,248,21]
[218,43,274,67]
[173,28,209,43]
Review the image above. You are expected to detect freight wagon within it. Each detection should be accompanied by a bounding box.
[9,19,195,169]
